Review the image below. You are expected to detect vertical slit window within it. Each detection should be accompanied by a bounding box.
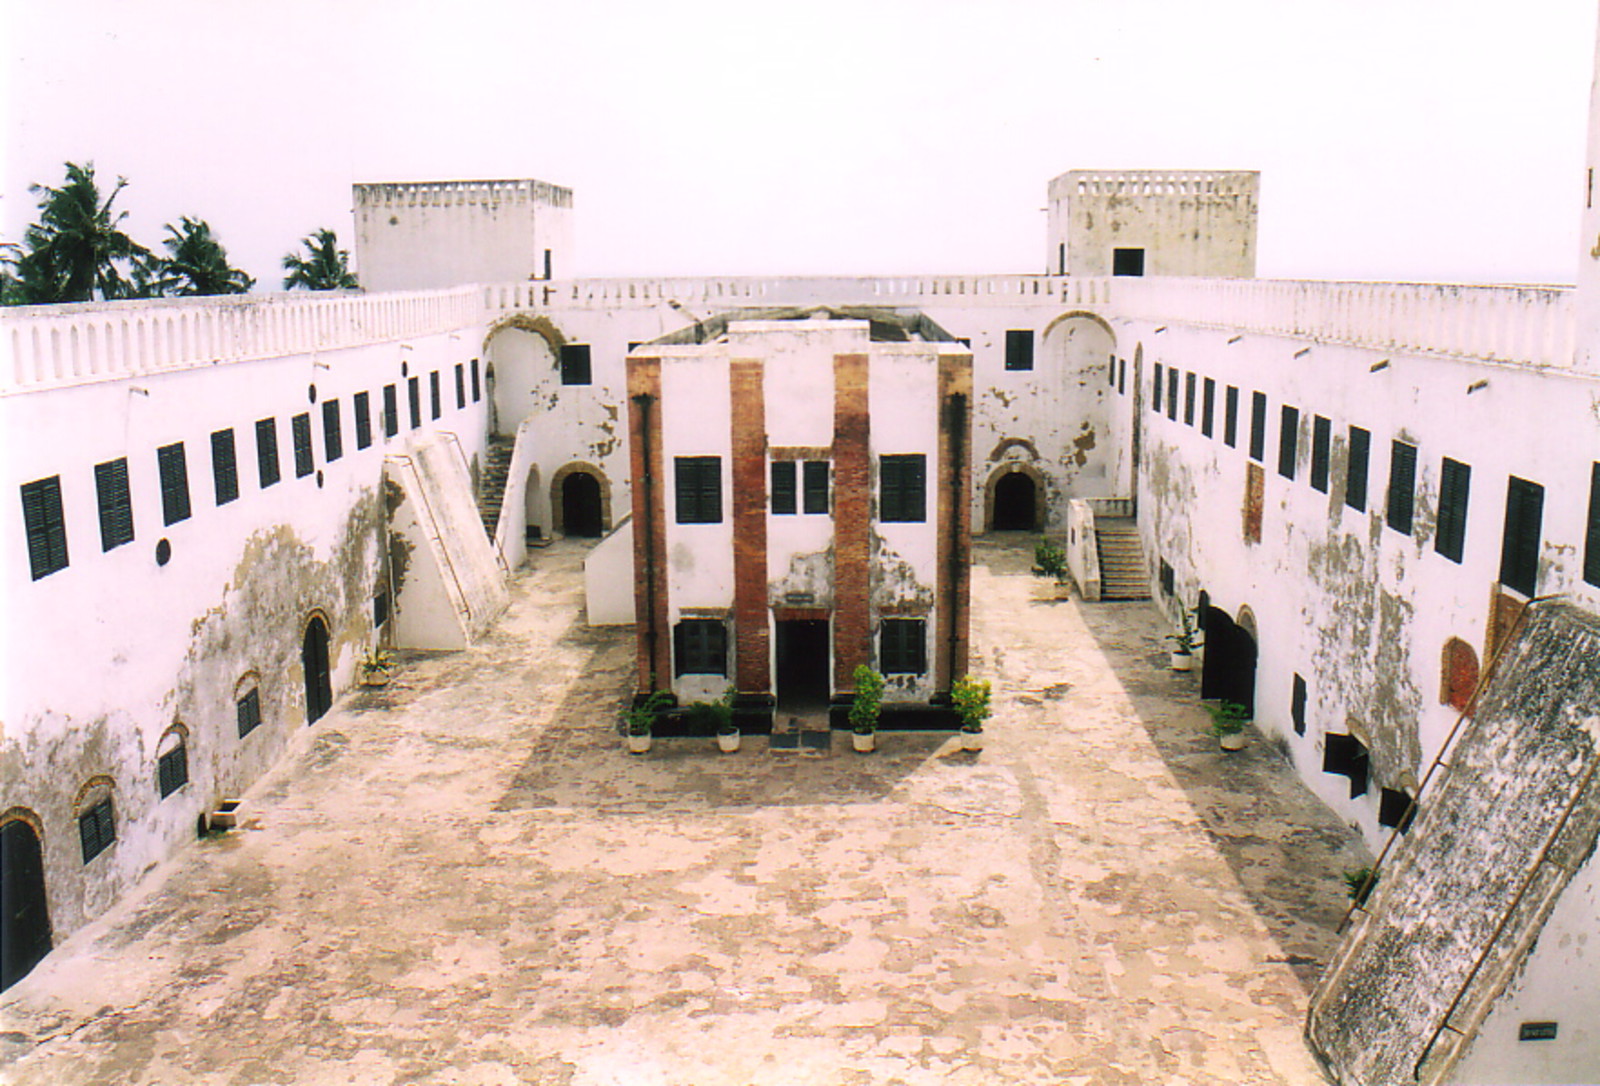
[383,384,399,438]
[1585,462,1600,588]
[211,429,239,505]
[255,418,280,487]
[1004,330,1034,371]
[471,358,481,402]
[771,461,796,515]
[880,454,926,523]
[1435,458,1472,564]
[354,391,372,450]
[1386,440,1417,535]
[1166,368,1179,420]
[408,377,421,429]
[291,414,314,478]
[157,442,191,525]
[1310,416,1331,493]
[1201,378,1216,437]
[1499,476,1544,596]
[94,459,134,552]
[429,371,441,420]
[803,461,830,514]
[1248,392,1268,462]
[1184,372,1196,426]
[1118,357,1126,395]
[20,475,69,579]
[454,363,466,408]
[1107,355,1116,386]
[1292,674,1307,735]
[1153,364,1164,413]
[1346,426,1371,512]
[1224,386,1240,447]
[1278,406,1299,480]
[322,400,343,462]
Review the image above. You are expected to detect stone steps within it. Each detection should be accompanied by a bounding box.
[477,438,517,539]
[1094,518,1151,600]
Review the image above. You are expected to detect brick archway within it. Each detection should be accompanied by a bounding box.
[984,460,1047,532]
[549,462,611,537]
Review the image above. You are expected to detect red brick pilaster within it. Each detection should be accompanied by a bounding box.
[730,359,770,693]
[833,353,871,691]
[936,353,974,691]
[627,357,672,691]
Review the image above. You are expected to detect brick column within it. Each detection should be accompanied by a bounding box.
[833,353,871,691]
[936,353,974,691]
[627,357,672,691]
[730,359,770,693]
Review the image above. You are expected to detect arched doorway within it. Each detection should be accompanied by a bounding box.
[561,472,603,538]
[302,616,333,724]
[1200,607,1257,714]
[992,473,1038,530]
[2,817,52,991]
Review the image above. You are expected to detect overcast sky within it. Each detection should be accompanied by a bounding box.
[4,0,1597,287]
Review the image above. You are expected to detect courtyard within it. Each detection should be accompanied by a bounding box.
[0,536,1366,1085]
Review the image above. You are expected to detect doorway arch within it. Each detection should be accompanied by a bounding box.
[992,472,1038,531]
[1200,606,1257,714]
[1,812,52,992]
[561,472,603,538]
[302,614,333,724]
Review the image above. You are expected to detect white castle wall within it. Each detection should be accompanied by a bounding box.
[1046,170,1260,278]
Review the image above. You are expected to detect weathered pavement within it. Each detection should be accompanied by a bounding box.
[0,536,1366,1085]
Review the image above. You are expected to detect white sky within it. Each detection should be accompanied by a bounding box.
[4,0,1597,287]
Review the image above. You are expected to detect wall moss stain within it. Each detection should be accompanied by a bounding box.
[1071,422,1097,467]
[868,535,933,613]
[769,549,834,609]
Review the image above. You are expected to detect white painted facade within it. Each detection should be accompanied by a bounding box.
[1046,170,1259,279]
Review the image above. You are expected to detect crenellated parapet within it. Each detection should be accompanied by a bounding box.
[353,178,573,210]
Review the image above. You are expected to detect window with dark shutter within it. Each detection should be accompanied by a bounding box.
[1107,356,1116,386]
[322,400,343,462]
[471,358,481,402]
[1118,357,1126,394]
[879,619,927,675]
[1112,248,1145,276]
[236,687,262,738]
[1386,440,1417,535]
[374,590,390,628]
[1323,734,1370,798]
[1435,458,1472,563]
[454,363,466,408]
[1292,674,1307,735]
[1153,364,1164,413]
[256,418,281,487]
[20,475,69,579]
[1278,406,1299,480]
[674,456,722,524]
[1201,378,1216,436]
[1310,416,1331,493]
[1159,559,1174,596]
[1347,427,1371,511]
[880,454,926,523]
[771,461,796,515]
[157,442,191,525]
[157,742,188,798]
[561,344,593,385]
[354,392,372,449]
[94,459,134,552]
[1499,476,1544,596]
[674,619,728,676]
[408,377,421,429]
[1248,392,1268,462]
[1184,372,1197,426]
[291,414,314,478]
[1378,788,1416,832]
[79,797,115,862]
[1166,369,1179,420]
[210,429,239,505]
[803,461,829,515]
[1584,462,1600,589]
[383,384,399,438]
[1224,386,1240,447]
[429,372,441,419]
[1004,330,1034,371]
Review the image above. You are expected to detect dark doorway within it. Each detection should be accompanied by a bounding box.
[1200,607,1257,714]
[302,616,333,725]
[562,473,603,538]
[1113,248,1146,276]
[775,620,830,711]
[2,819,52,992]
[992,473,1038,531]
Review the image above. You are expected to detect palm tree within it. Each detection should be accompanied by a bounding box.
[1,162,150,303]
[281,229,359,291]
[148,217,254,296]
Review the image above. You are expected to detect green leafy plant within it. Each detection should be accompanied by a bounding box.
[1032,538,1068,582]
[1344,866,1378,906]
[1166,608,1200,654]
[849,665,885,735]
[623,691,674,738]
[952,676,993,734]
[688,688,738,735]
[361,648,394,674]
[1207,701,1250,737]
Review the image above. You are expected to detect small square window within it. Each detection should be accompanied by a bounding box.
[1112,248,1145,276]
[674,619,728,676]
[1004,330,1034,371]
[1323,734,1370,799]
[1378,788,1416,832]
[879,618,927,675]
[560,344,593,385]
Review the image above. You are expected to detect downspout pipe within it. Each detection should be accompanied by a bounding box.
[632,392,659,692]
[946,391,967,690]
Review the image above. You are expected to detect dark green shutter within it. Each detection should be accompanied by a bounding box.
[1386,441,1417,535]
[1346,427,1371,511]
[21,476,69,579]
[771,461,796,514]
[157,443,191,525]
[211,429,239,505]
[1500,476,1544,596]
[803,461,829,514]
[95,459,134,551]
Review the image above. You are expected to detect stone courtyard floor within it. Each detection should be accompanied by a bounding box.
[1,535,1367,1086]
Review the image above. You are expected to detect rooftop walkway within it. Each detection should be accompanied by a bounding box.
[0,536,1364,1085]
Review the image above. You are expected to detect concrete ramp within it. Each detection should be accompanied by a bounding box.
[386,436,510,649]
[1306,600,1600,1085]
[583,515,634,626]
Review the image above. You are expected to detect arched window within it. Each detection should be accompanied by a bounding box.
[1440,637,1479,714]
[74,777,117,864]
[156,725,189,799]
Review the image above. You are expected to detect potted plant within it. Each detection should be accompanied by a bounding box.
[360,648,394,688]
[849,665,884,753]
[952,675,992,751]
[1208,700,1250,751]
[623,691,672,755]
[1166,609,1200,672]
[712,689,740,753]
[1032,538,1071,599]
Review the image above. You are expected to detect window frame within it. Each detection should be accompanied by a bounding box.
[560,344,593,385]
[354,391,373,450]
[1386,439,1418,535]
[1278,405,1299,480]
[1248,392,1268,462]
[802,460,830,515]
[78,796,115,863]
[1499,475,1544,596]
[674,619,728,677]
[879,618,928,676]
[256,418,281,488]
[20,475,70,580]
[1003,330,1034,372]
[771,460,797,515]
[674,456,723,525]
[1310,416,1332,493]
[1346,426,1371,512]
[1434,457,1472,564]
[879,454,927,524]
[157,442,192,525]
[95,458,135,552]
[291,413,315,478]
[211,428,239,506]
[236,686,263,738]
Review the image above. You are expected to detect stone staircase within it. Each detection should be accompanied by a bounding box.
[1094,517,1151,600]
[477,437,516,540]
